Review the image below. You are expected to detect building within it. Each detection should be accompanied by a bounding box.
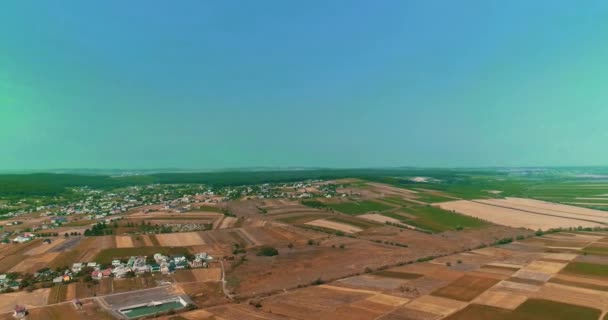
[12,235,33,243]
[13,305,27,319]
[71,263,83,273]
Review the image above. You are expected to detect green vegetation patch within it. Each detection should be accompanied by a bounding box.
[562,261,608,277]
[400,206,487,233]
[514,299,601,320]
[193,205,222,212]
[373,271,422,280]
[378,211,410,222]
[257,246,279,257]
[583,246,608,256]
[326,200,393,215]
[94,247,190,265]
[446,299,601,320]
[301,200,327,209]
[412,191,455,203]
[122,301,184,318]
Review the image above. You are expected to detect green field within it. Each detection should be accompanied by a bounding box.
[400,206,487,232]
[582,246,608,256]
[446,299,601,320]
[122,300,184,318]
[326,200,393,215]
[562,262,608,277]
[193,205,222,212]
[412,191,455,203]
[378,211,411,222]
[94,247,190,264]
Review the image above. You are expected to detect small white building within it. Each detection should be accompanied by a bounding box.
[71,263,83,273]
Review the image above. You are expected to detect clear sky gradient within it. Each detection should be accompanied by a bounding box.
[2,1,608,170]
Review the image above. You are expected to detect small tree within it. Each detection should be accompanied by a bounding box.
[257,246,279,257]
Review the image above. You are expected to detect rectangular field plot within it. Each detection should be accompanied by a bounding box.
[402,295,468,317]
[431,275,499,301]
[155,232,205,246]
[305,219,363,234]
[436,198,607,230]
[326,200,393,215]
[445,299,602,320]
[561,261,608,278]
[400,205,487,232]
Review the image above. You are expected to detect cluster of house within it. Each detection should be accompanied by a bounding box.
[0,274,20,291]
[11,232,36,243]
[60,252,214,282]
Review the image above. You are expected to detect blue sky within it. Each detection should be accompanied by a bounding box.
[2,1,608,169]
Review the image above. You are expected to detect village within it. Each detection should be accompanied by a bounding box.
[0,251,214,293]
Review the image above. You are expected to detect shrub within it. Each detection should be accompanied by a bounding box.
[257,246,279,257]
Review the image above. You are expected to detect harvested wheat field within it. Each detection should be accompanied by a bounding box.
[24,238,67,255]
[436,199,603,229]
[487,198,608,220]
[114,235,135,248]
[206,304,290,320]
[472,289,528,310]
[174,268,222,283]
[0,289,50,314]
[305,218,363,233]
[9,252,61,273]
[217,216,238,229]
[402,294,468,317]
[155,232,205,246]
[531,282,608,311]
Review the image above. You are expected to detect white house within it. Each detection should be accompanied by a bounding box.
[71,263,84,273]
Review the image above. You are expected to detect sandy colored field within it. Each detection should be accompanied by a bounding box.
[141,235,154,246]
[114,236,134,248]
[0,289,50,314]
[217,216,238,229]
[436,200,603,229]
[525,260,567,274]
[543,253,579,261]
[512,269,553,282]
[0,239,43,259]
[531,282,608,311]
[366,294,410,307]
[402,295,467,317]
[24,238,67,255]
[207,304,290,320]
[175,268,222,282]
[180,309,216,319]
[473,289,528,310]
[305,219,363,233]
[494,280,541,293]
[479,198,608,221]
[358,213,401,224]
[155,232,205,246]
[9,252,61,273]
[552,273,608,288]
